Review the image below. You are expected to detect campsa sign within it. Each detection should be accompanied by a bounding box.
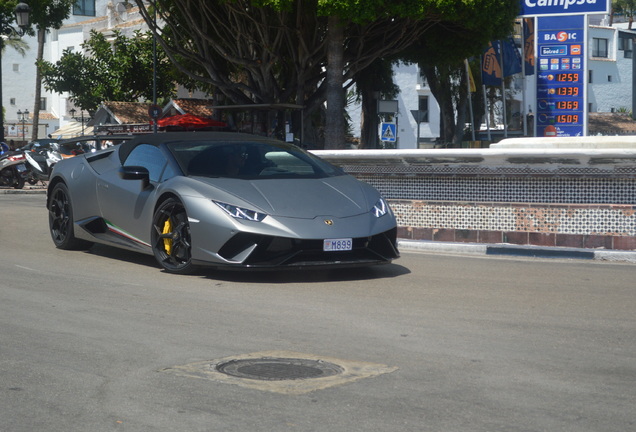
[520,0,609,16]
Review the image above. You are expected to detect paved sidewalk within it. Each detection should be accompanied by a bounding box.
[0,184,47,194]
[399,239,636,263]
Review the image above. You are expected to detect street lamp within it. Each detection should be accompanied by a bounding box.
[17,109,28,143]
[69,108,89,136]
[0,2,30,143]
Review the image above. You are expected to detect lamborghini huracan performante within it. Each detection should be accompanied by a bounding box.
[46,132,399,274]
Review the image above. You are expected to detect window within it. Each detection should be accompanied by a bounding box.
[124,144,169,183]
[12,64,19,72]
[73,0,95,16]
[592,38,608,58]
[417,96,429,123]
[173,140,342,179]
[9,98,15,106]
[40,98,47,111]
[620,36,633,58]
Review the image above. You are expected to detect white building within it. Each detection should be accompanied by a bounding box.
[1,0,147,143]
[587,20,636,113]
[45,1,148,136]
[2,29,38,143]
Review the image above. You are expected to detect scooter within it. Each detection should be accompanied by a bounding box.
[23,142,63,183]
[0,151,28,189]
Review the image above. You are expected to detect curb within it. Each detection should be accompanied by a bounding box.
[398,240,636,264]
[0,186,47,194]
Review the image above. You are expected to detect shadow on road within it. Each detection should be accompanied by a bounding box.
[86,243,410,283]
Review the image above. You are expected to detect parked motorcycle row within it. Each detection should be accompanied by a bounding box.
[1,135,130,189]
[0,139,62,189]
[0,148,29,189]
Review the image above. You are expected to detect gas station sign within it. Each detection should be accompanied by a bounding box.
[520,0,608,16]
[535,15,585,136]
[520,0,609,137]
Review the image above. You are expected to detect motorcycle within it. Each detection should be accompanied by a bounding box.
[0,150,28,189]
[23,142,63,183]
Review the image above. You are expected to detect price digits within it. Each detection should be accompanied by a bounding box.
[556,86,579,96]
[556,114,579,123]
[556,73,579,82]
[556,100,579,110]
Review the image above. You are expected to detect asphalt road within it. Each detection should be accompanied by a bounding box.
[1,194,635,432]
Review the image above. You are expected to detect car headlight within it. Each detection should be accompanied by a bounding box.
[372,198,389,218]
[214,201,267,222]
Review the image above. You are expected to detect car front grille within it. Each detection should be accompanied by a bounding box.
[217,227,399,268]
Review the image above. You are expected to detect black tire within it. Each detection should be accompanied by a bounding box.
[48,182,93,250]
[27,174,38,185]
[151,198,195,274]
[13,175,25,189]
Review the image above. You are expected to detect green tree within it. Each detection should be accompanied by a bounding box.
[134,0,518,148]
[614,0,636,28]
[400,1,518,146]
[135,0,444,148]
[39,30,178,114]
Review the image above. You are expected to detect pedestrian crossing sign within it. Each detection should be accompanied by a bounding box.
[381,122,397,142]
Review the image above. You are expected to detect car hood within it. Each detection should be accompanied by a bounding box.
[191,175,376,218]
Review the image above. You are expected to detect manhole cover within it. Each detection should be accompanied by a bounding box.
[216,357,344,381]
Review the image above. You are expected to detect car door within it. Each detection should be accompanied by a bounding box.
[96,143,171,247]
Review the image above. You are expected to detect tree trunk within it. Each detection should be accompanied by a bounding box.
[422,65,456,146]
[324,15,345,149]
[451,66,470,146]
[359,89,379,148]
[31,28,46,141]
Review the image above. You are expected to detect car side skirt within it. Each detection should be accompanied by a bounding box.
[75,216,152,254]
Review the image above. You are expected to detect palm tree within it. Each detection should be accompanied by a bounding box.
[1,36,29,56]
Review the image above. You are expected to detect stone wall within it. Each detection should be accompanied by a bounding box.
[313,141,636,251]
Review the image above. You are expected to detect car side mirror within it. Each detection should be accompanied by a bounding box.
[119,165,151,189]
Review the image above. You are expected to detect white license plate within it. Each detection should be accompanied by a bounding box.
[323,238,352,252]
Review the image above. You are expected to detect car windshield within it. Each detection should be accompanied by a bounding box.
[168,140,345,180]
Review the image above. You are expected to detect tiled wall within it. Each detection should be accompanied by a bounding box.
[316,149,636,251]
[390,200,636,251]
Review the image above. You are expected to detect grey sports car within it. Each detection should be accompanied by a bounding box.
[47,132,399,274]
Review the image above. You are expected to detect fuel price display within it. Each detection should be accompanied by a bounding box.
[536,15,585,137]
[555,86,580,96]
[556,100,579,110]
[555,72,580,82]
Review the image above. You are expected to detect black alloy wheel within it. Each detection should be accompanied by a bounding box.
[48,182,93,250]
[151,198,195,274]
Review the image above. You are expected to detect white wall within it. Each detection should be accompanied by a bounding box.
[587,25,634,113]
[2,35,37,142]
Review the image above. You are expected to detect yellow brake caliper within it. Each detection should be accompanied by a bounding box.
[162,218,173,255]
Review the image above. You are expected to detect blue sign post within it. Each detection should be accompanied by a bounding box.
[381,122,397,143]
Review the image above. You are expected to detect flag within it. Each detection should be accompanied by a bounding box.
[502,36,522,77]
[523,18,535,75]
[481,38,522,86]
[482,41,503,86]
[466,59,477,92]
